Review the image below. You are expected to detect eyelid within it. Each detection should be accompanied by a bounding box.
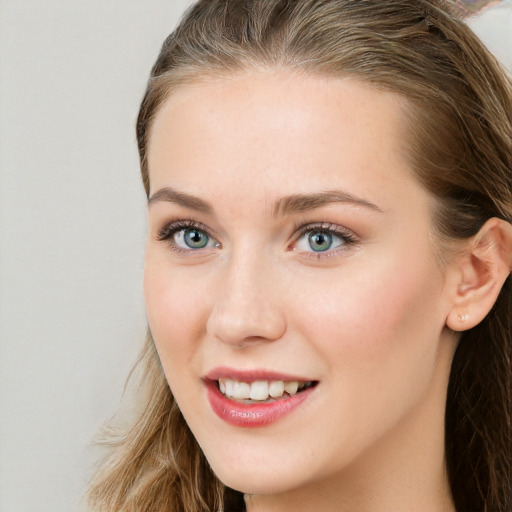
[157,219,211,239]
[157,219,220,252]
[290,222,358,256]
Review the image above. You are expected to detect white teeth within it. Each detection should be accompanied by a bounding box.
[284,381,299,396]
[225,379,234,397]
[218,378,310,401]
[269,380,285,398]
[233,381,251,399]
[249,381,269,400]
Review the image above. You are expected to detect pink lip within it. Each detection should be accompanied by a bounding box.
[205,366,311,383]
[203,367,317,428]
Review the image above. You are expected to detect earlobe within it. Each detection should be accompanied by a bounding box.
[446,217,512,332]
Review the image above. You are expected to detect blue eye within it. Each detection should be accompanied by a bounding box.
[294,225,355,254]
[158,222,219,252]
[307,231,334,252]
[180,228,210,249]
[174,227,218,250]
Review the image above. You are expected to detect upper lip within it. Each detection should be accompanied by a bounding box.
[204,366,315,383]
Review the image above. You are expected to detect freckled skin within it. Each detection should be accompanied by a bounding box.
[144,72,458,512]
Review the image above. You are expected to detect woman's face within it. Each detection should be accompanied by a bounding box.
[144,72,458,503]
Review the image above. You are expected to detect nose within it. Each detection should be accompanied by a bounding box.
[206,252,287,348]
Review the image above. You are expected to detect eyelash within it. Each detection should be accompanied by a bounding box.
[291,222,358,258]
[157,219,358,257]
[157,220,218,254]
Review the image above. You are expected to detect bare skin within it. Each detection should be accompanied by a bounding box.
[145,71,464,511]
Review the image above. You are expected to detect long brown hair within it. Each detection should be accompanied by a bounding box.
[87,1,512,511]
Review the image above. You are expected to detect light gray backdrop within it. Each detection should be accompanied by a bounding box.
[0,2,510,512]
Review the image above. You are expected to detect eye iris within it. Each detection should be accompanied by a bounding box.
[308,231,332,252]
[184,229,208,249]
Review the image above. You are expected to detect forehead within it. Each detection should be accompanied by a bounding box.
[147,71,426,215]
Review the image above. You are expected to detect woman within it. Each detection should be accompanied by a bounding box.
[87,1,512,511]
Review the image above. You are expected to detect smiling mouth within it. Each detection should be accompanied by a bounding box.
[217,378,317,403]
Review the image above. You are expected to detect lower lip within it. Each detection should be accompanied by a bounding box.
[205,380,316,428]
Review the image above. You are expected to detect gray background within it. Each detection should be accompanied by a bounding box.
[0,2,510,511]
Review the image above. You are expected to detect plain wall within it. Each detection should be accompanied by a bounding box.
[0,2,510,512]
[0,2,192,511]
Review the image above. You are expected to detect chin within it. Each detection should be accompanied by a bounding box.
[218,473,298,496]
[207,455,307,496]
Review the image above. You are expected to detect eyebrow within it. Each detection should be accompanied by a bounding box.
[148,186,382,216]
[272,190,383,217]
[148,187,213,214]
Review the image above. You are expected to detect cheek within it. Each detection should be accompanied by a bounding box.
[295,250,445,390]
[284,254,448,459]
[143,256,216,420]
[143,253,207,372]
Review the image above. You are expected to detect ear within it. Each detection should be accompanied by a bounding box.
[446,217,512,332]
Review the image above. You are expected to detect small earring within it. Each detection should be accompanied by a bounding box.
[457,313,469,322]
